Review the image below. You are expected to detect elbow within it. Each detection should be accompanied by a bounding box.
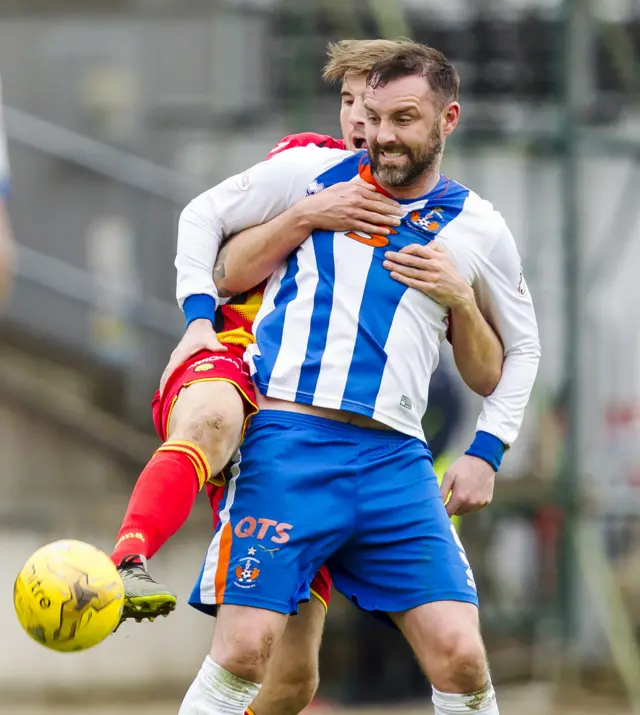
[479,379,501,399]
[534,340,542,361]
[473,340,506,398]
[461,359,503,398]
[507,338,542,363]
[497,338,542,390]
[216,275,244,298]
[474,364,503,398]
[214,254,253,298]
[215,254,274,297]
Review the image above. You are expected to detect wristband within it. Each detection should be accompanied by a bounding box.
[465,431,506,472]
[183,294,216,328]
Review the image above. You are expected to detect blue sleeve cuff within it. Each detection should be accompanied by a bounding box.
[0,178,11,198]
[465,431,506,472]
[183,294,216,328]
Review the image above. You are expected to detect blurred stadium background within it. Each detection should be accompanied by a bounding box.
[2,0,640,712]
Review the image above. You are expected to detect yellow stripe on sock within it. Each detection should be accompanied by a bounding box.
[157,441,211,490]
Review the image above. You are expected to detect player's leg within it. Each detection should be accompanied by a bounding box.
[329,434,496,714]
[247,564,330,715]
[391,601,496,713]
[184,412,350,715]
[180,604,288,715]
[112,349,256,620]
[247,594,326,715]
[181,597,327,715]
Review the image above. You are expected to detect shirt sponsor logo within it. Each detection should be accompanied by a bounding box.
[234,516,293,544]
[345,227,397,248]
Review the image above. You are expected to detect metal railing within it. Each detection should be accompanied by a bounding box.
[4,105,203,338]
[16,244,183,338]
[4,106,198,204]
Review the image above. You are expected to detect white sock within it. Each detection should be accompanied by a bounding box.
[432,683,499,714]
[178,656,260,715]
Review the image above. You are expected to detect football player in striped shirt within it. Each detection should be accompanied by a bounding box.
[176,43,540,715]
[112,40,504,715]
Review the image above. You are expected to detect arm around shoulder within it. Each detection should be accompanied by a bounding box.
[176,146,347,317]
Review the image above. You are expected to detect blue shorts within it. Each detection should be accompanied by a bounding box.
[189,411,478,618]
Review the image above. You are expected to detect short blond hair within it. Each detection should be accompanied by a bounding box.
[322,38,414,84]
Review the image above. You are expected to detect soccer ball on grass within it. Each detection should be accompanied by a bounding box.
[13,539,124,652]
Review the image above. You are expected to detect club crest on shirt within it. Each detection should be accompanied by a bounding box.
[409,207,444,234]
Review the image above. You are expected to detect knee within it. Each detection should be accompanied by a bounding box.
[430,625,488,693]
[169,385,243,462]
[270,661,319,714]
[213,623,278,684]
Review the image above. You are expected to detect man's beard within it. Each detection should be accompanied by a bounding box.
[369,124,443,189]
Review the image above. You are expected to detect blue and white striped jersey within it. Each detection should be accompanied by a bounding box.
[176,145,540,446]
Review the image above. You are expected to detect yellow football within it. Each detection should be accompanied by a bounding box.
[13,539,124,652]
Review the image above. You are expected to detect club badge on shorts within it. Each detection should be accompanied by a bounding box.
[233,548,261,589]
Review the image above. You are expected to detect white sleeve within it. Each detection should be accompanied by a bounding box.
[0,77,10,196]
[473,222,541,447]
[175,145,351,309]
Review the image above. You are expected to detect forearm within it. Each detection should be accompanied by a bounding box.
[463,221,541,470]
[215,202,312,297]
[449,296,503,397]
[176,146,345,315]
[463,345,540,471]
[475,340,540,445]
[175,196,224,322]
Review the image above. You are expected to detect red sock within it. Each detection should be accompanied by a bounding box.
[111,441,212,565]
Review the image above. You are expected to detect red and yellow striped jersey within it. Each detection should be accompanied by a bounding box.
[215,281,266,348]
